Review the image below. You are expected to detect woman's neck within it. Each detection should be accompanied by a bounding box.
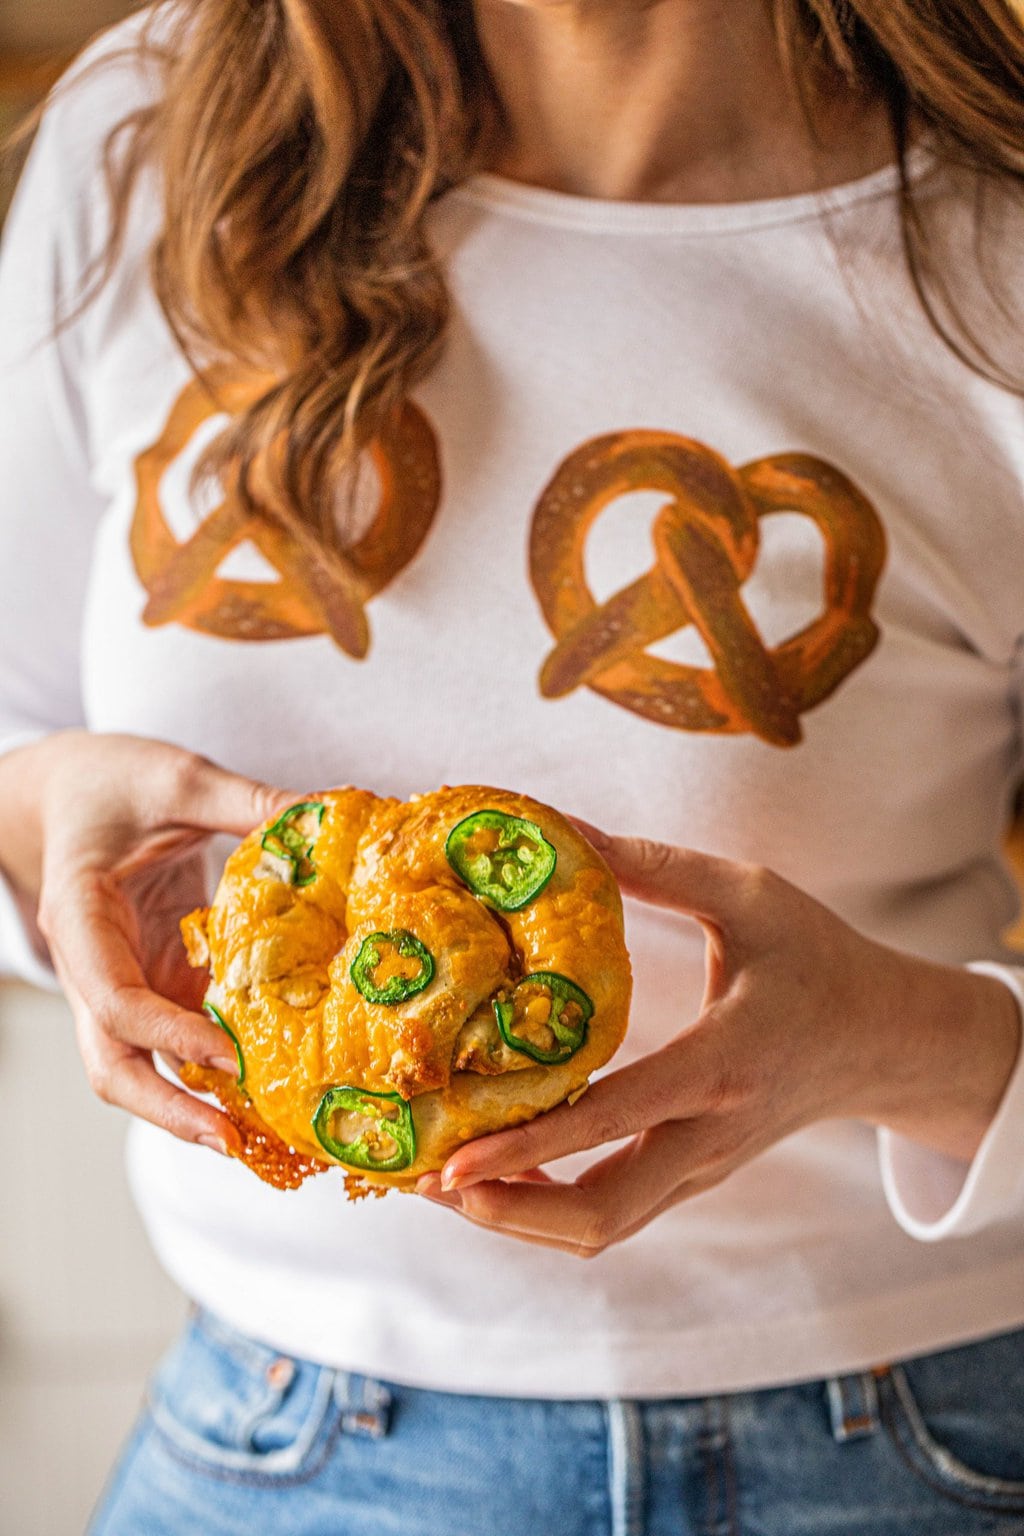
[472,0,896,203]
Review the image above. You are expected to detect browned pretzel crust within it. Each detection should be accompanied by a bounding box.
[183,785,632,1192]
[179,1061,331,1191]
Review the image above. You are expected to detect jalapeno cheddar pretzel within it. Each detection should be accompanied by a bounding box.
[179,786,632,1195]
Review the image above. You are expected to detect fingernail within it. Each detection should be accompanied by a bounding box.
[442,1170,484,1192]
[197,1134,229,1157]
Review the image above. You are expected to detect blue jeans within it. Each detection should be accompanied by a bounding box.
[89,1309,1024,1536]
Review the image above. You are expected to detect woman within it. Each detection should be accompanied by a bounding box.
[1,1,1023,1531]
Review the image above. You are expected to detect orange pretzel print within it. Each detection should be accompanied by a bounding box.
[529,432,886,747]
[131,366,442,656]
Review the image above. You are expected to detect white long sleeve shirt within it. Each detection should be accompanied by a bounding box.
[1,23,1022,1396]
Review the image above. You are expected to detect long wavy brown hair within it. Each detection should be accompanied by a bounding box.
[54,1,1024,537]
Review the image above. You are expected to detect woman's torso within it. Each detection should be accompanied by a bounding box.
[13,31,1024,1394]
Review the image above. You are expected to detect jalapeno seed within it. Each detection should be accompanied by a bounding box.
[445,809,556,911]
[493,972,593,1065]
[313,1086,416,1172]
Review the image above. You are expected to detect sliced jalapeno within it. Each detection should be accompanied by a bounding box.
[203,1000,245,1086]
[260,800,325,886]
[313,1086,416,1172]
[445,809,557,911]
[493,972,592,1065]
[351,929,435,1006]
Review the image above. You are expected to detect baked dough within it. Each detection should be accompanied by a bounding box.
[180,785,632,1194]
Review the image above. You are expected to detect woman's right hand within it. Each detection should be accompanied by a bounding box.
[1,730,299,1155]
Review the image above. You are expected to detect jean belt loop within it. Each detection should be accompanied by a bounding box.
[826,1370,881,1444]
[605,1399,645,1536]
[333,1372,393,1438]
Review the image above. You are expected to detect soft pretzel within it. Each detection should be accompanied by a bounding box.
[132,365,442,653]
[180,785,632,1195]
[529,433,886,746]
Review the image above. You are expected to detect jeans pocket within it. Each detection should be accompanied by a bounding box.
[147,1309,339,1484]
[878,1330,1024,1515]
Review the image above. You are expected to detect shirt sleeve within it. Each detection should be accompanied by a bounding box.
[877,964,1024,1244]
[0,77,112,985]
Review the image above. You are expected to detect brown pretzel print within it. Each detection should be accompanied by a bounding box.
[529,432,886,747]
[131,366,441,656]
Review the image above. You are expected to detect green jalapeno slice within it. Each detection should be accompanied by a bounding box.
[313,1086,416,1172]
[351,929,435,1006]
[445,810,557,911]
[203,1000,246,1086]
[260,800,325,886]
[493,972,592,1065]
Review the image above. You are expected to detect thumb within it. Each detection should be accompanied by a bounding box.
[574,819,744,926]
[165,757,307,839]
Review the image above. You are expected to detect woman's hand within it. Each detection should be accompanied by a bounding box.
[0,731,299,1155]
[418,831,1022,1256]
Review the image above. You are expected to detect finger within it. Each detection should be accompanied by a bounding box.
[417,1174,598,1256]
[440,1026,726,1188]
[570,815,754,952]
[586,833,750,925]
[107,1051,240,1151]
[57,956,242,1153]
[85,1038,241,1153]
[417,1166,557,1198]
[416,1190,586,1255]
[97,982,238,1065]
[41,871,239,1071]
[158,753,305,838]
[433,1122,716,1257]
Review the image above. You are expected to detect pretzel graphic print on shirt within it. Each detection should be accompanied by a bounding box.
[131,367,442,657]
[529,431,887,747]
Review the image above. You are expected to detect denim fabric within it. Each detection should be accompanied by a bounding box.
[88,1311,1024,1536]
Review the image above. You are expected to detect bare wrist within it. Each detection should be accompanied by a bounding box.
[858,949,1022,1162]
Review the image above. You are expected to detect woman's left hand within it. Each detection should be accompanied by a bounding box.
[417,832,1021,1257]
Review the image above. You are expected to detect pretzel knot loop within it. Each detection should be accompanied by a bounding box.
[529,431,887,746]
[131,366,441,656]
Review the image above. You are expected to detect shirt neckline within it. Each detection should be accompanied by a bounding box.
[447,142,937,236]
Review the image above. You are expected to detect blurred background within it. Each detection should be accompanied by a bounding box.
[2,1,1024,1532]
[0,1,140,219]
